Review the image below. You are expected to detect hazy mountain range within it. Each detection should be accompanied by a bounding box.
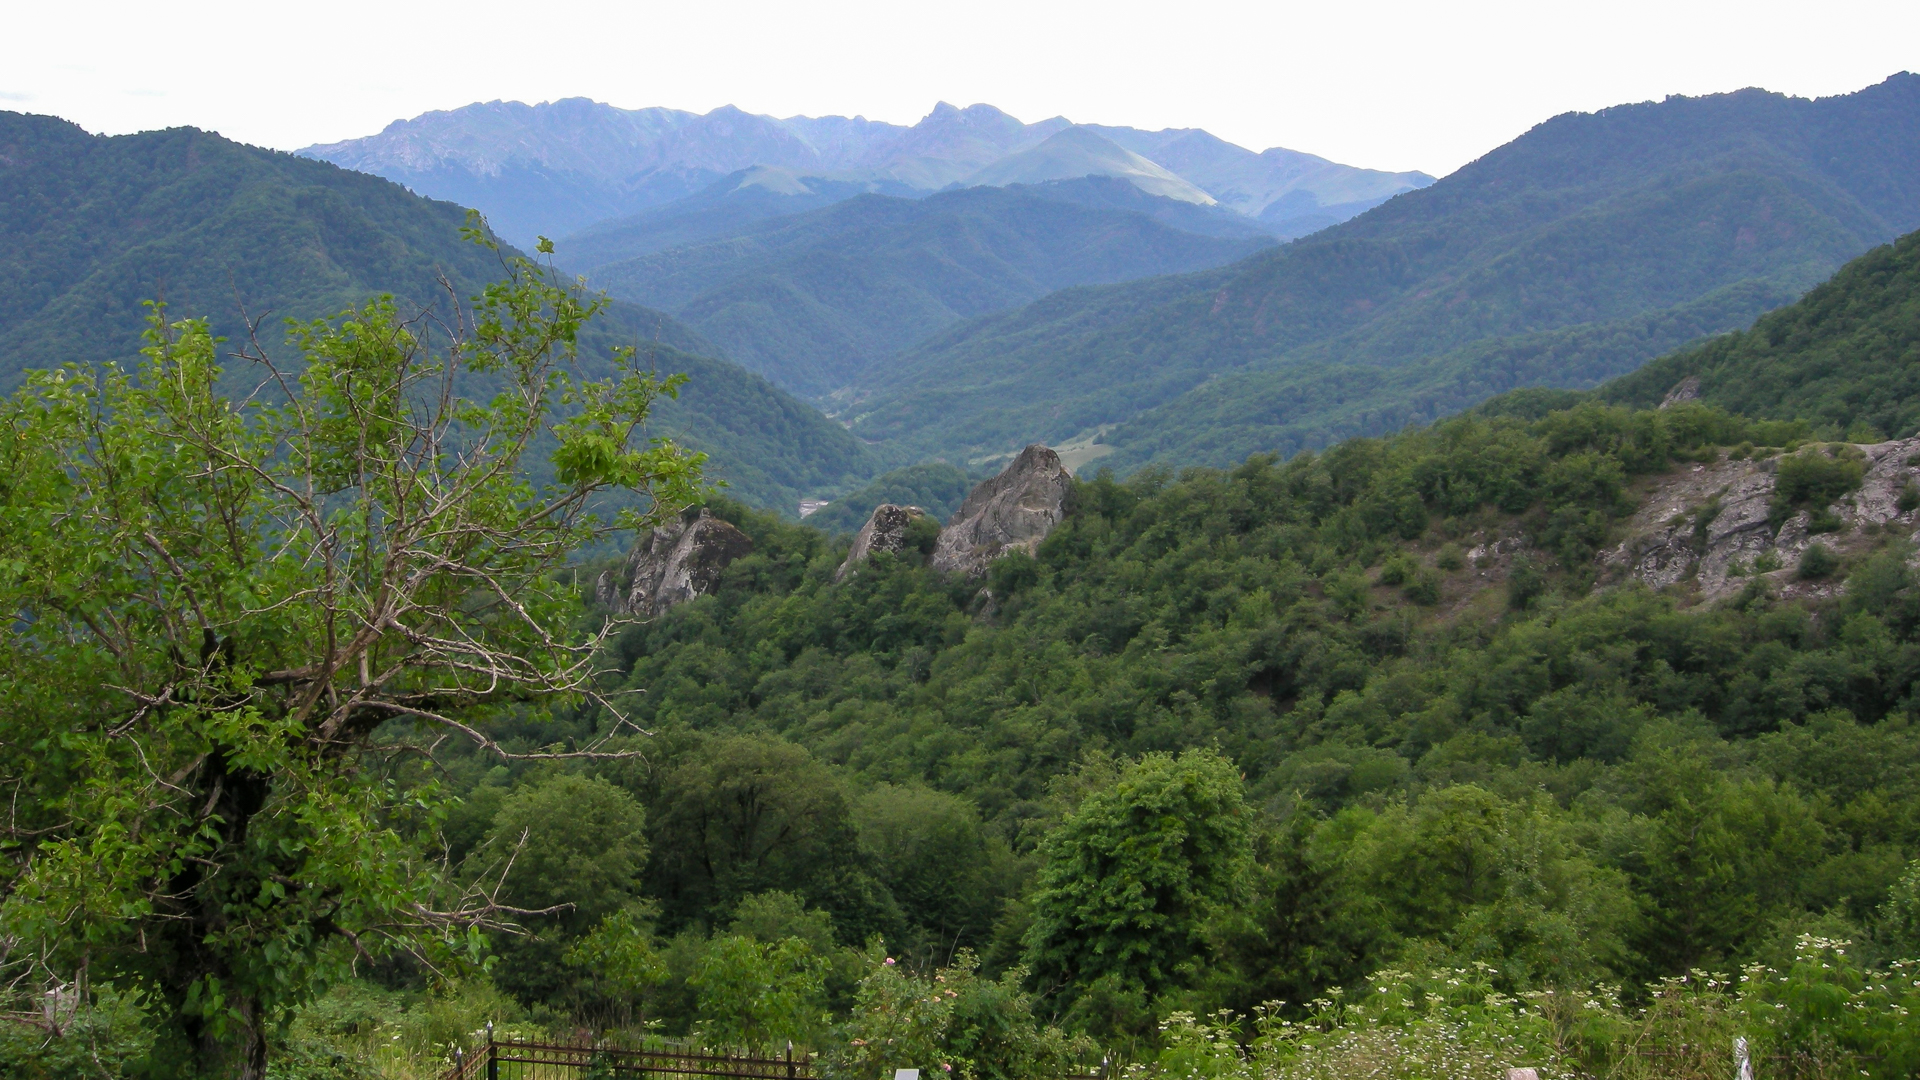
[300,99,1433,246]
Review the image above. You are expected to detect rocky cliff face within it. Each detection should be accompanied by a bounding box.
[1602,437,1920,601]
[930,445,1072,578]
[596,508,754,617]
[835,504,928,582]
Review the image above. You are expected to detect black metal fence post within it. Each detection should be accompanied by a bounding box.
[486,1021,498,1080]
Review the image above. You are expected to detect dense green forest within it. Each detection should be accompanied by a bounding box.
[8,108,1920,1080]
[0,111,877,512]
[327,223,1920,1077]
[845,75,1920,468]
[88,227,1890,1077]
[278,390,1920,1077]
[1105,277,1806,468]
[0,113,509,378]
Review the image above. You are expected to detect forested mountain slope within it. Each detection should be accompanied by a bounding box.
[1600,229,1920,437]
[844,74,1920,468]
[502,234,1920,1023]
[554,167,911,270]
[0,111,874,511]
[537,403,1919,1030]
[0,112,512,379]
[581,183,1273,398]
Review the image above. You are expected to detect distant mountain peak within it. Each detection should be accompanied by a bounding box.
[854,102,1066,189]
[964,126,1218,205]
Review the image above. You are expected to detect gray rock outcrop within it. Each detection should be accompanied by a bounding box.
[1601,437,1920,601]
[835,504,928,582]
[596,508,754,617]
[1659,376,1702,408]
[930,445,1072,578]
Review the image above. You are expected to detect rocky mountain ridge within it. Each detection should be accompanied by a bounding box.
[300,99,1430,245]
[600,427,1917,622]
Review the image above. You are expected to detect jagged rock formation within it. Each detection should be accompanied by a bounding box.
[1602,437,1920,600]
[596,508,754,617]
[930,445,1072,578]
[835,504,928,582]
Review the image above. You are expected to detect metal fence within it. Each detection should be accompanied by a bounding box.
[446,1034,812,1080]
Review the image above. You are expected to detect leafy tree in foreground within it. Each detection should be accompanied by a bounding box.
[1022,750,1253,1033]
[0,228,705,1078]
[690,935,829,1049]
[478,773,652,1004]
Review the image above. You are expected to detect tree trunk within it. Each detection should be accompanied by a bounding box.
[198,1000,269,1080]
[158,748,281,1079]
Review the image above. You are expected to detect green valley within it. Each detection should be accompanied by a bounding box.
[7,69,1920,1080]
[577,182,1272,399]
[843,75,1920,468]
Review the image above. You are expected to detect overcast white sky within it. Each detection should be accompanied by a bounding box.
[4,0,1916,176]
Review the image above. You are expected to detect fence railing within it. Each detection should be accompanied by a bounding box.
[447,1033,813,1080]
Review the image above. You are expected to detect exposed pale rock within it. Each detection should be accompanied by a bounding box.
[596,508,753,617]
[930,445,1072,578]
[835,504,928,582]
[1600,437,1920,601]
[1659,376,1701,408]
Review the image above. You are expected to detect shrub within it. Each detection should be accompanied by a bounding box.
[831,952,1091,1080]
[1771,447,1865,526]
[1378,554,1416,586]
[1507,556,1546,609]
[0,984,154,1080]
[1403,569,1441,606]
[1147,945,1920,1080]
[987,552,1040,596]
[1798,543,1839,579]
